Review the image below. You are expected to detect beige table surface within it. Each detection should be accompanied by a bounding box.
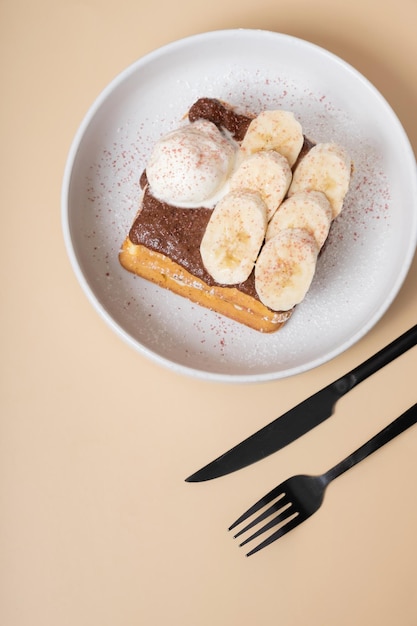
[2,0,417,625]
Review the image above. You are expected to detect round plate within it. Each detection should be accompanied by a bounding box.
[62,29,417,383]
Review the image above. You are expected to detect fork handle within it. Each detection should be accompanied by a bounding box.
[323,403,417,484]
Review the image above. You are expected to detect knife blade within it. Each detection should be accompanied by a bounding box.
[185,324,417,482]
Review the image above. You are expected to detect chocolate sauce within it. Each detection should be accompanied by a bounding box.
[188,97,252,141]
[128,98,312,298]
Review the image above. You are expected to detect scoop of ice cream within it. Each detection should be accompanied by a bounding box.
[146,119,237,207]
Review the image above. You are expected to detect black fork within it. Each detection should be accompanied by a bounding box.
[229,403,417,556]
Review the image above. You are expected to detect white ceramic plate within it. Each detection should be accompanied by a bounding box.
[62,29,417,383]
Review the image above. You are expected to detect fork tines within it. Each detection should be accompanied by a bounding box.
[229,483,299,557]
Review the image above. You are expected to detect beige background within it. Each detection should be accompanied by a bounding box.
[2,0,417,625]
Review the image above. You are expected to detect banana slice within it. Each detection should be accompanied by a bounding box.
[229,150,292,221]
[200,189,267,285]
[255,228,319,311]
[288,143,351,218]
[240,110,304,167]
[266,190,333,249]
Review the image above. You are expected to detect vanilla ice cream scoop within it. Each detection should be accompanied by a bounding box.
[146,119,237,207]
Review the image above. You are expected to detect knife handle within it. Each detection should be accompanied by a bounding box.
[335,324,417,395]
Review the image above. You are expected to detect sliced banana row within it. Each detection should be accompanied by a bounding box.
[199,110,302,286]
[255,146,351,310]
[254,191,330,311]
[199,108,352,312]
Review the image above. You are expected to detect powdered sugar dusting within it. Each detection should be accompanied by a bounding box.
[64,31,417,381]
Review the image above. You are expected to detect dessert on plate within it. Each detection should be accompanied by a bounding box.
[119,98,351,332]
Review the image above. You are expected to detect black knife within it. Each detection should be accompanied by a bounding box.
[185,324,417,482]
